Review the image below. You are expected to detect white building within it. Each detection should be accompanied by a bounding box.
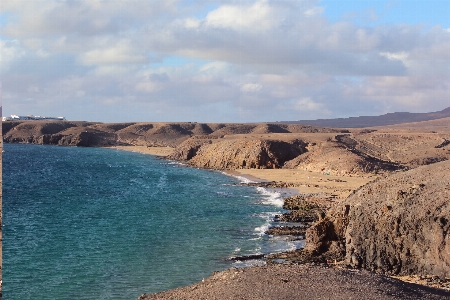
[4,115,66,121]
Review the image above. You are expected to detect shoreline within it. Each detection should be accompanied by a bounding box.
[108,145,175,157]
[109,145,375,199]
[110,145,450,295]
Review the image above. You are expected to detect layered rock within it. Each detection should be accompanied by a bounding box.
[188,139,307,169]
[167,136,214,161]
[284,139,406,175]
[305,160,450,278]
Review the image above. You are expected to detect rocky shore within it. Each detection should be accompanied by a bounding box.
[2,118,450,298]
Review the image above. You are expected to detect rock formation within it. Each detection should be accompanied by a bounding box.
[305,160,450,278]
[188,139,307,169]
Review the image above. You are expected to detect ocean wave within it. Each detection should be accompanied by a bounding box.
[256,187,284,207]
[254,211,280,236]
[220,172,256,184]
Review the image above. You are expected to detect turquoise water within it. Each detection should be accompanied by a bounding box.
[3,144,302,299]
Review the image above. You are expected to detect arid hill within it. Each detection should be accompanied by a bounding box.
[3,119,450,174]
[286,107,450,128]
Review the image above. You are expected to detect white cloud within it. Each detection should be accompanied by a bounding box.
[304,6,324,17]
[135,81,164,93]
[79,41,148,65]
[199,61,231,74]
[2,0,450,122]
[205,0,278,31]
[0,39,25,61]
[380,51,409,61]
[241,83,262,93]
[293,98,325,112]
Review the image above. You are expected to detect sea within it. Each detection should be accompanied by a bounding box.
[2,143,304,299]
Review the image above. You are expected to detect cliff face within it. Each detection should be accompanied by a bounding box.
[188,139,307,169]
[3,120,450,171]
[305,160,450,277]
[1,121,114,146]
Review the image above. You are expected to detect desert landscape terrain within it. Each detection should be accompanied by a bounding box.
[2,110,450,299]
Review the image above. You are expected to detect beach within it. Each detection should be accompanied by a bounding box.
[112,145,376,200]
[110,145,175,157]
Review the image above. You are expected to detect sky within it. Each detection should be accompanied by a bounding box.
[1,0,450,123]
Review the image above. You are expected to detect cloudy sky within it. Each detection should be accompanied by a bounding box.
[1,0,450,122]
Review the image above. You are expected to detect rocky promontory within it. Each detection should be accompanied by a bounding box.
[304,160,450,278]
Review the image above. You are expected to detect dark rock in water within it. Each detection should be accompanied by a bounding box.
[305,160,450,277]
[278,210,319,223]
[230,254,266,261]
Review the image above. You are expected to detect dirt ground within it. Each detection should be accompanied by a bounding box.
[139,264,450,300]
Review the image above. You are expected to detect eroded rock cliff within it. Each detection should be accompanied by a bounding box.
[305,160,450,278]
[188,139,307,169]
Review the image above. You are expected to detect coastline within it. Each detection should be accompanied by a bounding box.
[109,145,375,199]
[103,145,450,297]
[109,145,175,157]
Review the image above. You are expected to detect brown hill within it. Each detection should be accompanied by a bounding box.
[188,139,307,169]
[3,119,450,173]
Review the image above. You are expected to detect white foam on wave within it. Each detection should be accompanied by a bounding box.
[167,161,184,166]
[221,172,256,184]
[264,235,306,253]
[232,259,266,268]
[256,187,284,207]
[254,211,279,236]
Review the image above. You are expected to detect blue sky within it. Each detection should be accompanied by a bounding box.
[322,0,450,28]
[1,0,450,122]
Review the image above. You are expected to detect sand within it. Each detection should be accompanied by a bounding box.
[232,169,376,199]
[110,145,175,157]
[110,145,375,199]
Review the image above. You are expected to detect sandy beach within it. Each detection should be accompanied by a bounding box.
[110,145,175,157]
[112,145,376,199]
[139,264,450,300]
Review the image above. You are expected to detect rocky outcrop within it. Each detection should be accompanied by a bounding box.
[188,139,307,169]
[167,136,214,160]
[266,226,306,236]
[284,140,405,175]
[305,160,450,278]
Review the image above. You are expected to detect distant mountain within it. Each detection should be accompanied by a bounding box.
[283,107,450,128]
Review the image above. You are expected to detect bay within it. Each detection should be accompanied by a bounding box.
[2,143,302,299]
